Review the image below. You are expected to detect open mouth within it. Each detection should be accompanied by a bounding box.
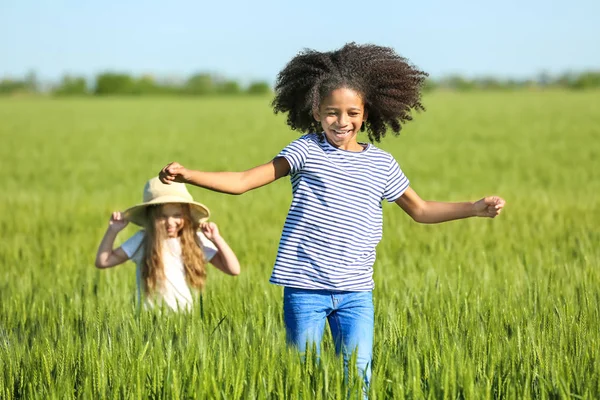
[332,129,352,136]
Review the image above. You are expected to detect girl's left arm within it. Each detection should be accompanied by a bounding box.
[395,187,506,224]
[201,222,241,275]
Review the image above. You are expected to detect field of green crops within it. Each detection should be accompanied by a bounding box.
[1,91,599,399]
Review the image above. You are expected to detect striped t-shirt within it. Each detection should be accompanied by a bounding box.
[269,133,410,291]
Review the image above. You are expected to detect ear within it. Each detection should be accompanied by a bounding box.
[313,109,321,122]
[363,109,368,122]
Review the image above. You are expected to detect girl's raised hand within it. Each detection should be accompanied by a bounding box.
[108,211,129,231]
[159,162,189,184]
[200,222,220,241]
[474,196,506,218]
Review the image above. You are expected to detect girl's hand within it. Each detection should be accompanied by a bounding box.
[159,162,189,184]
[474,196,506,218]
[108,211,129,231]
[200,222,221,241]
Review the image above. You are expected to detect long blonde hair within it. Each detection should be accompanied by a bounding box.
[140,203,207,296]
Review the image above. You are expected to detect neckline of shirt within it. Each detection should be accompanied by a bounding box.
[318,133,372,155]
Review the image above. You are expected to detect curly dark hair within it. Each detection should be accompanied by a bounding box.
[272,43,428,142]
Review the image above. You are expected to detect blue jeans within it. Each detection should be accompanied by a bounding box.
[283,287,374,391]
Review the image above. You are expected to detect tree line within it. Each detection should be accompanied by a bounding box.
[0,72,272,96]
[425,71,600,91]
[1,70,600,96]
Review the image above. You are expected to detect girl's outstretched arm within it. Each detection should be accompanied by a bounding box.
[95,212,130,268]
[395,187,506,224]
[159,158,291,195]
[200,222,241,276]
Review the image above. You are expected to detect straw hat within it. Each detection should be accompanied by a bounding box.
[123,177,210,227]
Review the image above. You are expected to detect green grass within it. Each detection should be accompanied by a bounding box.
[1,91,599,399]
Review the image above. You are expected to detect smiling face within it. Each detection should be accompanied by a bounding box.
[158,203,185,238]
[314,87,367,151]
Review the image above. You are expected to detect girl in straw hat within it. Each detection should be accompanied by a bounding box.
[159,43,506,391]
[95,177,240,311]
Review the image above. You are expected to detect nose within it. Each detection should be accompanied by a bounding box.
[167,217,176,226]
[338,113,349,126]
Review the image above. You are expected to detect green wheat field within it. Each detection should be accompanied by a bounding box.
[1,91,599,399]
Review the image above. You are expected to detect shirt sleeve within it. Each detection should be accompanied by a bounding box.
[196,232,218,262]
[276,135,310,175]
[120,231,145,264]
[383,156,410,202]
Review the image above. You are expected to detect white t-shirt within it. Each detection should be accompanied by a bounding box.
[121,231,218,311]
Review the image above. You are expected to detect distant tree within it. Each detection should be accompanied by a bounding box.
[134,75,164,95]
[478,77,502,90]
[555,72,576,88]
[442,75,476,91]
[185,73,215,95]
[24,70,39,92]
[571,71,600,89]
[537,71,552,87]
[94,73,136,95]
[246,81,271,95]
[422,78,438,92]
[53,75,88,96]
[218,80,241,94]
[504,79,520,89]
[0,79,28,95]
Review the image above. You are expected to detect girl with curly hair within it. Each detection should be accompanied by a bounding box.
[159,43,505,390]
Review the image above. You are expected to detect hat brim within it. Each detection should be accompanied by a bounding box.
[123,196,210,227]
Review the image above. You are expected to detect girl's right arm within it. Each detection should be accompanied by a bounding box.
[158,158,291,194]
[95,212,130,269]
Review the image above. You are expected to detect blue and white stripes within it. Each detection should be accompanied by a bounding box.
[270,133,409,291]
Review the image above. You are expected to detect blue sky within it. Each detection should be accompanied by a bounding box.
[1,0,599,83]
